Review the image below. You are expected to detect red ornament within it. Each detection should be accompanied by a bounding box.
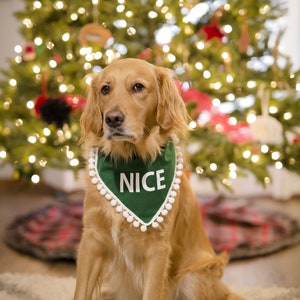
[209,112,253,144]
[175,81,212,112]
[62,94,86,110]
[34,94,86,116]
[199,21,225,42]
[22,43,36,61]
[34,94,47,116]
[137,48,152,60]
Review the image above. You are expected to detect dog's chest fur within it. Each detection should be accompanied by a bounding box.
[99,219,148,298]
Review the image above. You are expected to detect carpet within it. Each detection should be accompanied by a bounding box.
[0,273,300,300]
[4,198,300,261]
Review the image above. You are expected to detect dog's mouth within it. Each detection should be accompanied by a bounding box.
[107,130,136,142]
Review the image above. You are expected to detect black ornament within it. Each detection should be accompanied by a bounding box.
[39,97,72,128]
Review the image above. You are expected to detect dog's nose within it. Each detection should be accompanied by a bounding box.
[105,110,125,128]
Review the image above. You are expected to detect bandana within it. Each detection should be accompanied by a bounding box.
[88,136,183,232]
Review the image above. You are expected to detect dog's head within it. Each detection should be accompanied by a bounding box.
[80,58,188,160]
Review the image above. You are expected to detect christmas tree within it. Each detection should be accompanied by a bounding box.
[0,0,299,189]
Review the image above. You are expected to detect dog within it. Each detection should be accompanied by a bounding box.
[74,58,243,300]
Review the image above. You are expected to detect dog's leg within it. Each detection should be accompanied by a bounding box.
[74,234,104,300]
[142,243,170,300]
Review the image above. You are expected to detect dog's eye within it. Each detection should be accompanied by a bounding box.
[101,85,110,95]
[132,83,144,92]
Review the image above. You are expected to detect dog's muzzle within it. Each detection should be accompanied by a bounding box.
[105,110,125,128]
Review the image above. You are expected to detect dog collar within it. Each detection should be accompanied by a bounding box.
[88,135,183,232]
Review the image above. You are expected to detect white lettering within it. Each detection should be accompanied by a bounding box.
[156,169,166,190]
[142,171,155,192]
[119,170,167,192]
[135,172,140,192]
[120,173,134,192]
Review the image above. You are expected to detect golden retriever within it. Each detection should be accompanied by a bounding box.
[74,58,242,300]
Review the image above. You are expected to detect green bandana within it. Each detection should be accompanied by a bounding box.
[88,136,183,232]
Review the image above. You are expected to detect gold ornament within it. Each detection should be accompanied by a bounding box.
[79,23,112,47]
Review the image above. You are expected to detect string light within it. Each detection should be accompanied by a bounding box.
[54,1,64,10]
[28,135,37,144]
[28,155,36,163]
[0,150,7,159]
[33,1,42,9]
[210,163,217,171]
[126,11,133,18]
[251,155,259,163]
[14,45,22,53]
[26,100,35,110]
[271,151,280,160]
[247,81,257,88]
[32,65,41,74]
[70,13,78,21]
[269,106,278,114]
[62,32,70,42]
[31,174,40,184]
[39,159,47,167]
[23,18,33,28]
[34,37,43,46]
[203,70,211,79]
[283,112,292,120]
[261,144,269,153]
[15,119,23,127]
[243,150,251,159]
[226,74,233,83]
[70,158,79,166]
[189,120,197,129]
[226,93,235,101]
[9,79,17,87]
[195,62,203,70]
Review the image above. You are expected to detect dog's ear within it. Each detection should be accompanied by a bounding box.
[156,67,189,138]
[79,74,103,143]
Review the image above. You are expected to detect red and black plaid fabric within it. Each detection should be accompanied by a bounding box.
[4,199,300,261]
[5,202,82,260]
[200,199,300,259]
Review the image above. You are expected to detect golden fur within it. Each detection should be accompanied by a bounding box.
[74,58,243,300]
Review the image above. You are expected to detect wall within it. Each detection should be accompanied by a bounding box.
[0,0,23,73]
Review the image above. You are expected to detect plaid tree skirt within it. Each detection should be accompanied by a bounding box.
[4,198,300,261]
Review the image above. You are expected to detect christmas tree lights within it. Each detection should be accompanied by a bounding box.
[0,0,300,189]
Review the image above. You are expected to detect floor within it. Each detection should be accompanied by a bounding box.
[1,180,300,289]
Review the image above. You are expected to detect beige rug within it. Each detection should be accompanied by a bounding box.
[0,272,299,300]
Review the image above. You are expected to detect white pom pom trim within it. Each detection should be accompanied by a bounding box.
[88,135,183,232]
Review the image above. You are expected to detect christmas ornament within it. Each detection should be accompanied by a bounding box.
[199,8,225,42]
[250,86,283,144]
[175,81,212,118]
[38,97,72,128]
[13,164,34,180]
[34,94,47,116]
[137,48,152,60]
[63,94,86,110]
[35,94,86,115]
[199,21,225,42]
[78,23,112,47]
[78,0,111,47]
[22,42,36,61]
[88,137,183,232]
